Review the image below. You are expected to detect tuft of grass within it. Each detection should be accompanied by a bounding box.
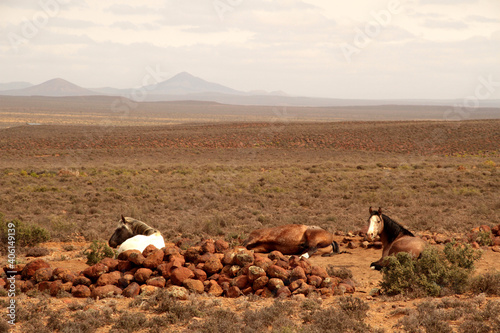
[470,270,500,296]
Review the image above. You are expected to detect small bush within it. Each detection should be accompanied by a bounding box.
[24,247,50,257]
[470,271,500,295]
[326,265,353,280]
[0,217,50,251]
[381,242,481,297]
[83,240,115,265]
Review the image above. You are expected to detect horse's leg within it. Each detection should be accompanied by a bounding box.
[247,244,269,253]
[370,244,393,270]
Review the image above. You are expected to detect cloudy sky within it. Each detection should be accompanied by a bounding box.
[1,0,499,99]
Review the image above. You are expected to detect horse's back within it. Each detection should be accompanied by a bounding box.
[117,232,165,254]
[390,235,426,257]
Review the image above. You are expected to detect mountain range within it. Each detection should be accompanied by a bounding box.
[1,72,499,107]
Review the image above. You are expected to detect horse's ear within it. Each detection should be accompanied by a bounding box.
[121,215,126,223]
[378,207,382,215]
[369,206,373,214]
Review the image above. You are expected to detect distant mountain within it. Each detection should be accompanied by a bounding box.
[0,78,98,97]
[0,81,33,91]
[145,72,242,95]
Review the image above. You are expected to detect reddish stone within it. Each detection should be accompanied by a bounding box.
[168,254,186,267]
[73,275,92,286]
[72,285,91,298]
[491,224,500,236]
[214,239,229,252]
[203,257,223,275]
[492,236,500,246]
[261,287,274,298]
[147,276,166,288]
[117,249,142,260]
[310,265,328,279]
[307,275,323,287]
[232,275,249,289]
[293,282,314,296]
[248,265,266,282]
[217,274,233,285]
[128,252,146,266]
[193,268,207,282]
[254,255,273,271]
[472,242,480,249]
[242,286,254,295]
[267,265,290,280]
[165,286,189,300]
[92,285,122,299]
[276,286,292,298]
[234,249,254,266]
[268,251,287,262]
[184,247,201,263]
[157,262,175,279]
[99,258,119,271]
[143,249,165,269]
[170,267,195,286]
[96,271,122,286]
[116,260,133,272]
[34,267,53,283]
[338,283,355,293]
[197,252,216,263]
[200,239,216,254]
[183,278,204,293]
[52,267,71,280]
[290,266,307,281]
[21,259,51,279]
[252,276,269,291]
[38,281,52,293]
[297,258,312,275]
[289,279,304,292]
[267,278,284,291]
[275,259,290,270]
[122,282,141,298]
[118,273,135,288]
[142,244,159,257]
[49,280,64,297]
[206,280,223,296]
[141,285,160,296]
[226,286,242,298]
[134,268,153,284]
[479,225,491,233]
[82,263,109,281]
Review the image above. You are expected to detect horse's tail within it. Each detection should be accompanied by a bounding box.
[332,240,340,254]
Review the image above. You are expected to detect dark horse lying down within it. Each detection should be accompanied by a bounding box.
[243,224,339,258]
[366,207,426,270]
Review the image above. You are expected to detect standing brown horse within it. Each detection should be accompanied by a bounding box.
[243,224,339,258]
[366,207,426,270]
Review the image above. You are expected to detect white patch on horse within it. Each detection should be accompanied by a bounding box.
[117,231,165,254]
[367,215,382,241]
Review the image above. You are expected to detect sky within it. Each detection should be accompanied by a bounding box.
[1,0,499,99]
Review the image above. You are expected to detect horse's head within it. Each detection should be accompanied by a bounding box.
[366,207,383,241]
[108,216,134,248]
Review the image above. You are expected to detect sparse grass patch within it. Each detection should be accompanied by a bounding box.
[83,240,115,265]
[470,270,500,296]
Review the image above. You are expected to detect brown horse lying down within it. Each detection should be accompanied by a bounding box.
[243,224,339,258]
[366,207,426,270]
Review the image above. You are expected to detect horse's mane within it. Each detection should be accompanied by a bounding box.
[381,214,414,244]
[123,217,157,236]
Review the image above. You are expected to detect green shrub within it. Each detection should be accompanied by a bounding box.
[0,216,50,251]
[83,240,115,265]
[381,242,481,297]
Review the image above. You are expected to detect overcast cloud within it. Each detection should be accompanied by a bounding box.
[0,0,499,99]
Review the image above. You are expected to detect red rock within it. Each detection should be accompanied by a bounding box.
[242,286,253,295]
[252,276,269,291]
[193,268,207,282]
[82,263,109,281]
[73,275,92,286]
[134,268,153,284]
[117,249,142,261]
[267,278,284,291]
[143,249,165,269]
[203,257,223,275]
[170,267,194,286]
[232,275,249,289]
[289,279,304,292]
[34,267,53,283]
[38,281,52,293]
[118,273,135,288]
[184,247,201,263]
[52,267,71,280]
[183,278,204,293]
[72,285,91,298]
[217,274,232,285]
[96,271,122,286]
[222,248,237,265]
[472,242,480,249]
[276,286,292,298]
[492,236,500,246]
[116,260,133,272]
[492,246,500,253]
[128,252,146,266]
[21,259,51,279]
[479,225,491,233]
[297,258,312,275]
[320,287,334,296]
[226,286,242,298]
[234,249,254,266]
[307,275,323,287]
[267,265,290,280]
[0,279,5,289]
[146,276,166,288]
[168,254,186,267]
[201,239,216,254]
[18,280,34,293]
[268,251,287,262]
[206,280,223,296]
[157,262,175,279]
[290,266,307,281]
[248,265,266,282]
[261,287,274,298]
[310,266,328,279]
[491,224,500,236]
[100,258,119,271]
[293,282,314,296]
[197,252,217,263]
[142,244,159,257]
[92,285,122,299]
[49,280,65,297]
[214,239,229,253]
[338,283,355,293]
[122,282,141,298]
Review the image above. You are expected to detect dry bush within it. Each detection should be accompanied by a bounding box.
[470,271,500,296]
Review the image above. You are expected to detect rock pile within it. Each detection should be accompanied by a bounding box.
[3,239,355,299]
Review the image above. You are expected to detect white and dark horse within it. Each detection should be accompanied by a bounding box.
[108,216,165,254]
[366,207,426,270]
